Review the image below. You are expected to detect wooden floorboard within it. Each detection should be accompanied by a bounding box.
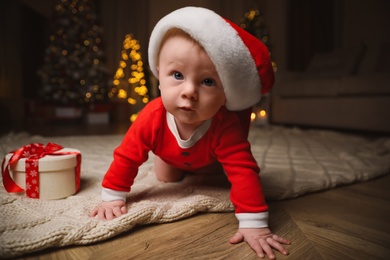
[279,175,390,260]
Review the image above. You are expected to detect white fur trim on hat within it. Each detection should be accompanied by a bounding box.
[148,6,273,111]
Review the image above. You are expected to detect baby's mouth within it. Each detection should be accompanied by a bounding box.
[180,106,193,111]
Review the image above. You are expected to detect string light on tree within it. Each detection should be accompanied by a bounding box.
[110,34,149,122]
[240,8,273,126]
[38,0,111,105]
[240,8,277,72]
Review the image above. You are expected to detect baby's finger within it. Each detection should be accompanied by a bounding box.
[89,207,98,217]
[246,238,265,258]
[267,237,289,256]
[97,207,107,220]
[260,238,275,259]
[113,206,124,217]
[272,234,291,245]
[229,232,244,244]
[121,206,128,214]
[105,208,114,220]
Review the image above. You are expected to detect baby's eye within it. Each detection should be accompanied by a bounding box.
[202,78,215,87]
[172,72,183,80]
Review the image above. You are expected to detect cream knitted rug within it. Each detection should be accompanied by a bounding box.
[1,126,390,257]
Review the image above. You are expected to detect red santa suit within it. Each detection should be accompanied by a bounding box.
[101,97,269,228]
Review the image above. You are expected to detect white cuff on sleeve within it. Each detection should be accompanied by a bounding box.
[101,188,127,202]
[236,212,269,228]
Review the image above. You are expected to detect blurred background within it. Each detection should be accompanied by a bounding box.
[1,0,389,136]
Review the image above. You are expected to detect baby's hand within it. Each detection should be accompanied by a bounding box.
[229,227,290,259]
[89,200,127,220]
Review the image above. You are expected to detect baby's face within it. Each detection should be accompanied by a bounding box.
[158,35,226,130]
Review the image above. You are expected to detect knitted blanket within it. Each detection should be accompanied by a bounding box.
[1,126,390,257]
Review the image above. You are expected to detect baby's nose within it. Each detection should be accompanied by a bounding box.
[181,82,198,100]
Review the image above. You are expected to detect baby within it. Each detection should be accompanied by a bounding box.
[90,7,290,259]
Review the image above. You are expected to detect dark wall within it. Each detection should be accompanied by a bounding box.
[22,4,48,99]
[287,0,340,71]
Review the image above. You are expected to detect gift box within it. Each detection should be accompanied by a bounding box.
[2,143,81,200]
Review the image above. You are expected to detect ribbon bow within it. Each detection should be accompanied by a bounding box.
[2,142,81,199]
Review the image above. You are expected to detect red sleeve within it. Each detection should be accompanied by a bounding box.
[102,98,164,192]
[212,109,268,214]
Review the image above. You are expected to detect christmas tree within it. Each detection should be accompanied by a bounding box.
[38,0,111,105]
[240,9,270,48]
[240,8,276,72]
[240,8,274,126]
[109,34,149,122]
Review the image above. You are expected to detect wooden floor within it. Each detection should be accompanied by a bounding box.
[5,123,390,260]
[13,170,390,260]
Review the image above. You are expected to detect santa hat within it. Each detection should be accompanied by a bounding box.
[148,6,274,111]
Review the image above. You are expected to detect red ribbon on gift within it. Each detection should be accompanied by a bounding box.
[1,142,81,199]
